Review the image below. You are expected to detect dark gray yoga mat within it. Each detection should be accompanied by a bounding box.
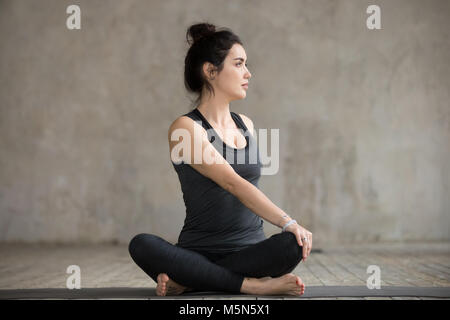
[0,286,449,299]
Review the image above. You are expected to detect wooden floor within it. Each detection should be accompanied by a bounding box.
[0,241,449,300]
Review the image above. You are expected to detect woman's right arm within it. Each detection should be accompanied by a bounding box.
[168,116,312,259]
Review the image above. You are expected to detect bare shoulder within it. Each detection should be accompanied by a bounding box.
[238,113,255,137]
[168,115,206,153]
[167,114,241,193]
[167,114,208,148]
[169,114,196,127]
[168,115,202,135]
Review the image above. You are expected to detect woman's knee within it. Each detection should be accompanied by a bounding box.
[128,233,160,260]
[278,232,303,265]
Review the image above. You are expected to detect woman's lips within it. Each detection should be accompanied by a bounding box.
[242,84,248,89]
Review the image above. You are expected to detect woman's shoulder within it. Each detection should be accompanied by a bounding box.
[167,113,207,147]
[168,114,202,133]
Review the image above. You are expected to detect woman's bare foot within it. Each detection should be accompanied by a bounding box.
[241,273,305,296]
[156,273,190,296]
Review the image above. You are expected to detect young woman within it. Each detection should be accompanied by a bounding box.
[128,22,312,296]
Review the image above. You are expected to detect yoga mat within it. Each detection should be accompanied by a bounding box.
[0,286,449,299]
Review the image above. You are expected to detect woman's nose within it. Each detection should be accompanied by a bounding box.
[244,65,251,78]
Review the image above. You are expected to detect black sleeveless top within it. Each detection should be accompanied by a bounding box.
[172,108,266,253]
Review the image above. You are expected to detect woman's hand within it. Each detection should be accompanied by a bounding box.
[285,222,313,261]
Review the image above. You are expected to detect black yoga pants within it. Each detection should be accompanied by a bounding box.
[128,232,303,294]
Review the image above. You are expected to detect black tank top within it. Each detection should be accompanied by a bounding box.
[172,108,266,253]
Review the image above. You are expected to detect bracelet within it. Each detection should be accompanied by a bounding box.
[282,219,297,232]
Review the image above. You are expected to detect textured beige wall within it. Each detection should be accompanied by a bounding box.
[0,0,449,246]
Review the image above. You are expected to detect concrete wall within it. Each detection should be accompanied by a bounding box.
[0,0,449,246]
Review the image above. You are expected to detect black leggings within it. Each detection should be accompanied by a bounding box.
[128,231,303,294]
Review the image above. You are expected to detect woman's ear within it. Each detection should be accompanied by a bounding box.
[203,62,216,80]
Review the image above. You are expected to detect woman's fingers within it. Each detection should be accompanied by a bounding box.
[300,232,309,261]
[307,233,312,256]
[295,231,308,261]
[302,241,308,261]
[295,231,303,247]
[290,225,312,262]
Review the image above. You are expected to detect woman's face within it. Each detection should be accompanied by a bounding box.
[204,43,252,101]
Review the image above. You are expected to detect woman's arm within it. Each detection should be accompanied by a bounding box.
[236,114,313,260]
[236,114,291,226]
[228,177,292,228]
[228,167,312,261]
[168,115,312,260]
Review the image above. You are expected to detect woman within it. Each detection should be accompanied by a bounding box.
[128,22,312,296]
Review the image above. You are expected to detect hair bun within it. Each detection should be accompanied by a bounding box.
[186,23,216,45]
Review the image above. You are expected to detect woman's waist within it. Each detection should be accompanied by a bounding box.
[177,226,265,249]
[180,215,264,235]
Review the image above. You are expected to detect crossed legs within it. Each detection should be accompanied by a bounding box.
[128,232,304,295]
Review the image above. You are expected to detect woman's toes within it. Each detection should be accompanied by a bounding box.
[158,273,169,283]
[156,273,187,296]
[294,275,305,295]
[157,273,170,296]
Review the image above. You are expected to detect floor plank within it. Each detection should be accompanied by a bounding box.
[0,241,448,299]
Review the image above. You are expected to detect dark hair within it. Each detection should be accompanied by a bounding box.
[184,22,243,107]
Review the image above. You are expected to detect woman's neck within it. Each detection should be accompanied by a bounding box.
[196,99,232,127]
